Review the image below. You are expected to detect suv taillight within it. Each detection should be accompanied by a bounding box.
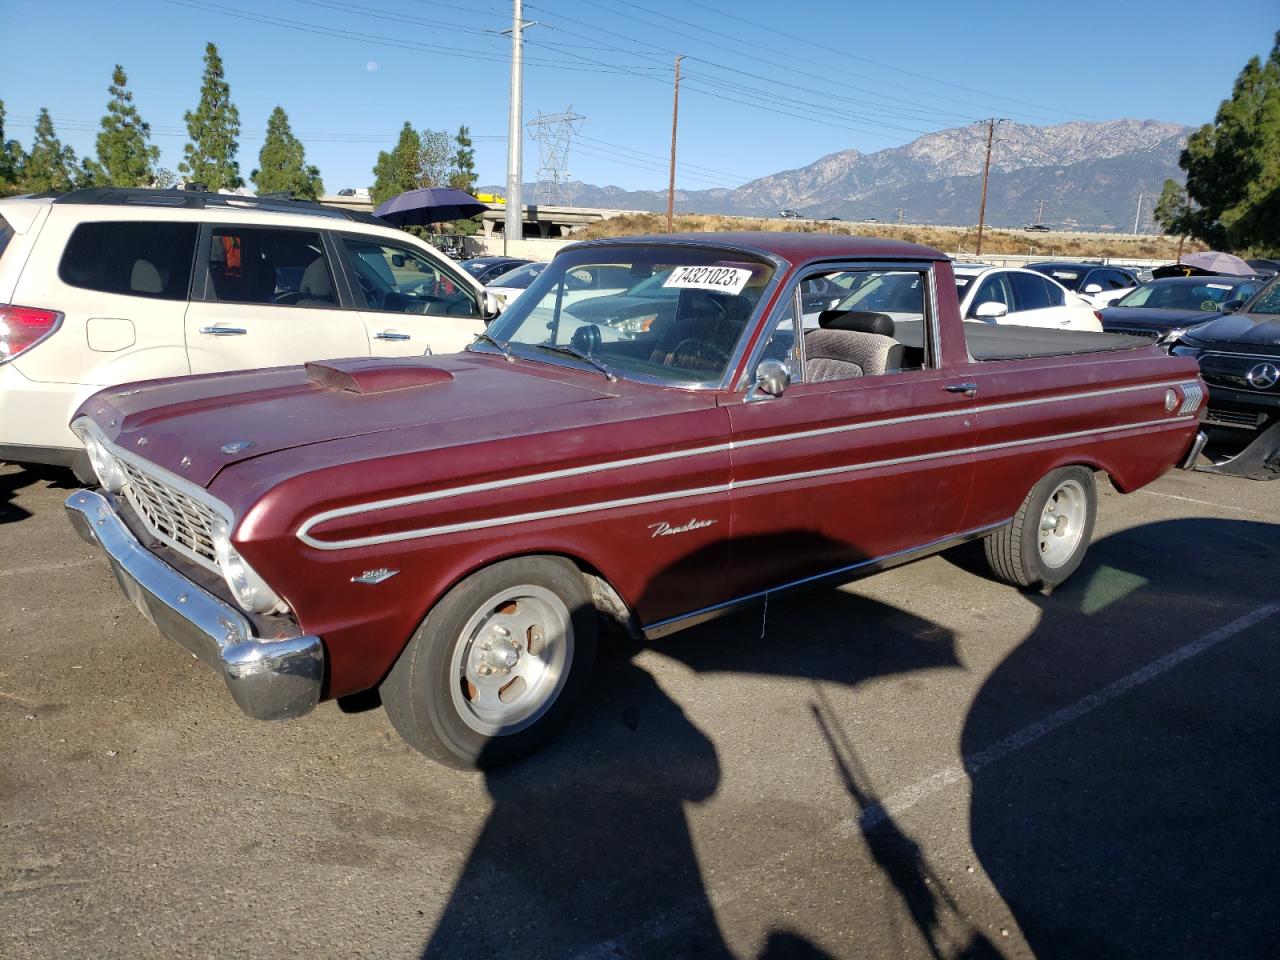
[0,305,63,363]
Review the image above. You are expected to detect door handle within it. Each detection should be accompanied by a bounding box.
[199,326,247,336]
[375,331,411,341]
[945,382,979,397]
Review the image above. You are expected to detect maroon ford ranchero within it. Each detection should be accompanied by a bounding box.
[64,233,1207,767]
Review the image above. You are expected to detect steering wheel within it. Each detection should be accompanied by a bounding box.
[663,337,731,369]
[570,323,603,355]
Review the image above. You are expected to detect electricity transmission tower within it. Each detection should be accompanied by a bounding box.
[527,107,584,204]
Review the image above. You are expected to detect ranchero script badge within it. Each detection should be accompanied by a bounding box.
[648,518,718,538]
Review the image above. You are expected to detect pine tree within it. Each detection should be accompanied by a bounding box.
[22,109,78,193]
[418,128,451,189]
[179,42,243,190]
[1153,179,1191,237]
[449,125,477,193]
[371,122,423,205]
[1178,31,1280,254]
[87,65,161,187]
[0,101,28,196]
[251,106,323,199]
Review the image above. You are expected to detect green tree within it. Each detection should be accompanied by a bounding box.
[0,100,28,195]
[22,108,78,193]
[371,121,422,205]
[251,106,323,199]
[1178,32,1280,254]
[448,125,477,193]
[1153,178,1191,237]
[179,42,242,190]
[86,65,161,187]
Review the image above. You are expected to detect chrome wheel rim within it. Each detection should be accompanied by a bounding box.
[1038,478,1087,568]
[448,584,573,736]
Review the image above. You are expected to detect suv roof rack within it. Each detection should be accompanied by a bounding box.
[51,187,387,227]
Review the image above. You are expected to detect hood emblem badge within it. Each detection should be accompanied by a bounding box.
[221,440,254,454]
[179,456,192,469]
[136,436,148,447]
[352,568,399,585]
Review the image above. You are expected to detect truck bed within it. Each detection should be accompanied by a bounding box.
[892,319,1154,361]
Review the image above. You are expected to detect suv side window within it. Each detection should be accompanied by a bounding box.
[202,226,336,308]
[341,237,480,318]
[59,221,198,300]
[1010,272,1050,311]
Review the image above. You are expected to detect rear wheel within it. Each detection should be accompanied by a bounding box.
[983,466,1096,590]
[381,556,597,768]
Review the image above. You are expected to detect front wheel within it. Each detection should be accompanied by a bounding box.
[381,556,598,768]
[983,466,1097,590]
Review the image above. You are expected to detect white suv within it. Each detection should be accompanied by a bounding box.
[0,188,493,479]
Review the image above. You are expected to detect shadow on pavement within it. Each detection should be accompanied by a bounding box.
[964,517,1280,959]
[422,532,991,959]
[0,464,78,525]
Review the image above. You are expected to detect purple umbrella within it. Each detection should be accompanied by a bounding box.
[1179,251,1254,276]
[374,188,488,226]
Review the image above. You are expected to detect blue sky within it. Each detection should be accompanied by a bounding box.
[1,0,1275,194]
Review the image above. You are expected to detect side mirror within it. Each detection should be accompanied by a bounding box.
[483,291,502,321]
[1083,283,1103,295]
[1221,299,1245,314]
[972,301,1009,320]
[391,253,407,268]
[747,359,791,401]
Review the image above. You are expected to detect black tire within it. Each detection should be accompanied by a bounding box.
[983,465,1097,591]
[381,555,598,768]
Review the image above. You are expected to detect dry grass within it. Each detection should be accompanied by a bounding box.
[572,213,1205,260]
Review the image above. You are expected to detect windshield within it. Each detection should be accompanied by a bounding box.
[1116,280,1243,311]
[1248,281,1280,315]
[1029,265,1084,290]
[481,243,777,385]
[489,262,547,289]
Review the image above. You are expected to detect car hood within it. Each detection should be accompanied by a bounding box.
[1182,312,1280,354]
[77,353,623,488]
[1099,307,1222,330]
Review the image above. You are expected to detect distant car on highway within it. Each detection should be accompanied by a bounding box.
[1024,224,1050,233]
[1099,276,1264,342]
[779,209,803,220]
[460,256,533,285]
[954,264,1101,330]
[1027,262,1139,307]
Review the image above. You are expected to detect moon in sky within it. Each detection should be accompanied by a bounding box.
[366,61,378,72]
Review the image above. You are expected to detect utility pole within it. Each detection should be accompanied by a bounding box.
[975,118,1002,256]
[503,0,525,255]
[1133,192,1145,235]
[666,55,683,233]
[1036,198,1045,225]
[897,208,904,225]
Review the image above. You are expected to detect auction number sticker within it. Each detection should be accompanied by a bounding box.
[664,265,753,295]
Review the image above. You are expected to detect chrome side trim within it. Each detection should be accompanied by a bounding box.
[642,519,1010,640]
[1179,430,1208,470]
[296,379,1194,545]
[65,489,322,721]
[299,414,1197,551]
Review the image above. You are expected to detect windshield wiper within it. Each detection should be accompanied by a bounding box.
[468,332,516,362]
[528,342,617,381]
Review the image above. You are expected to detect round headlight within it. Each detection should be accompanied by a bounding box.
[212,518,284,614]
[83,434,127,493]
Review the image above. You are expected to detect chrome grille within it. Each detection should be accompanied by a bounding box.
[117,458,222,568]
[1104,325,1161,338]
[1179,382,1204,415]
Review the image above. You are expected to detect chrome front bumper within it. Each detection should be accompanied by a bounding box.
[65,490,323,721]
[1179,430,1209,470]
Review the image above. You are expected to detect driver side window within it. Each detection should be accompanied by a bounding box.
[342,238,480,318]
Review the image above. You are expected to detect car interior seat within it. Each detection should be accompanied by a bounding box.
[296,257,335,307]
[129,259,163,295]
[804,310,905,381]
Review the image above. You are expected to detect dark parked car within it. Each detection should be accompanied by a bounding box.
[1024,224,1050,233]
[1100,276,1264,341]
[1171,277,1280,477]
[460,256,534,285]
[1027,262,1137,298]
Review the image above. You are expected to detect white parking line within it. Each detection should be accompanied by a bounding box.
[0,558,97,578]
[575,600,1280,960]
[856,600,1280,831]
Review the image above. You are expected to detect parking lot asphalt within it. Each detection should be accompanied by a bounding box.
[2,461,1278,960]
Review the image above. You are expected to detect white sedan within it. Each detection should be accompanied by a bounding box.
[953,264,1102,331]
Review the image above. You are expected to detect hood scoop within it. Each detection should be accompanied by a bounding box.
[306,357,454,395]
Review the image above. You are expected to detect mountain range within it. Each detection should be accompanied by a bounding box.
[504,119,1191,231]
